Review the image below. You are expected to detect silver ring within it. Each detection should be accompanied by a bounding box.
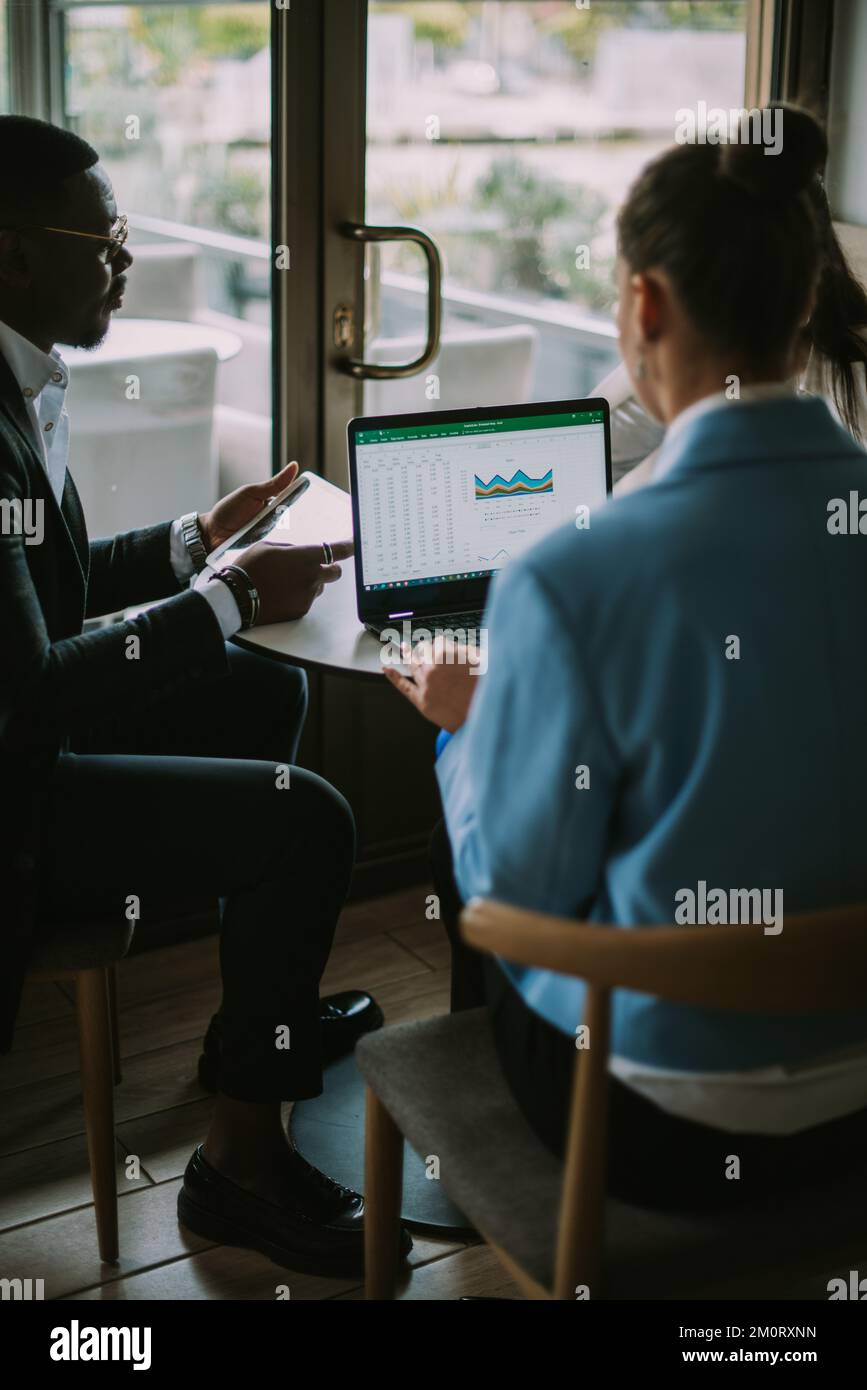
[321,541,333,565]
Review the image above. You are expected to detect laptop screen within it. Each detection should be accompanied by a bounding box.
[352,405,610,603]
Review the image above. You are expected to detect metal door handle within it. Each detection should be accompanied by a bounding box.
[337,221,442,379]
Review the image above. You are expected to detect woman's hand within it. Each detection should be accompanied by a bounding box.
[383,635,483,733]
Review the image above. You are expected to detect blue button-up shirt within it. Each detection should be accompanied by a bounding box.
[437,394,867,1073]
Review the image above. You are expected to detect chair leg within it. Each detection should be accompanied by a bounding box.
[364,1087,404,1299]
[107,962,122,1085]
[553,987,611,1299]
[76,967,119,1264]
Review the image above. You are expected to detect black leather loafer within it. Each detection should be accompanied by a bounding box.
[197,992,385,1093]
[319,990,385,1061]
[177,1143,412,1277]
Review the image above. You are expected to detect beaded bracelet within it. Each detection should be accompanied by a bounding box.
[214,564,260,630]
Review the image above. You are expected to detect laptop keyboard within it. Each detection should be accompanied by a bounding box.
[372,611,484,639]
[424,610,485,632]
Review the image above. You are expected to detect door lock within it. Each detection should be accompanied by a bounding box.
[333,304,355,349]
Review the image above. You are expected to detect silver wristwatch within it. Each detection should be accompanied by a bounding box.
[180,512,209,573]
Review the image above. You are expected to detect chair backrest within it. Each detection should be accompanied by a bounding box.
[362,324,539,416]
[67,346,219,536]
[214,404,272,495]
[460,896,867,1014]
[115,242,201,322]
[459,896,867,1299]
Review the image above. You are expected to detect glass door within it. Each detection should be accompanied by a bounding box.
[309,1,761,880]
[360,0,753,420]
[305,0,766,881]
[275,0,445,888]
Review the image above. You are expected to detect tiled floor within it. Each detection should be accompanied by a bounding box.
[0,887,522,1301]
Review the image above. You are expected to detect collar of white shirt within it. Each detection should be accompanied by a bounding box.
[0,316,68,407]
[653,380,799,482]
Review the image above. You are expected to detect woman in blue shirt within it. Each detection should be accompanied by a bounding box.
[387,106,867,1209]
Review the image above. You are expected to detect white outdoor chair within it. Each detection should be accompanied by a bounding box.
[362,324,538,416]
[67,345,219,538]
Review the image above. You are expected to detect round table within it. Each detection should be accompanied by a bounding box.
[232,556,386,679]
[232,476,386,679]
[63,316,243,366]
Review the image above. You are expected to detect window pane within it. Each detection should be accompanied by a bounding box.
[365,0,748,412]
[65,5,270,246]
[827,0,867,224]
[0,2,8,112]
[60,3,272,535]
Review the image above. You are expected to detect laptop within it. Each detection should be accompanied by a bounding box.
[347,397,612,638]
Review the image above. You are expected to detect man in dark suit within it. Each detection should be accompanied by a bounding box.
[0,116,406,1275]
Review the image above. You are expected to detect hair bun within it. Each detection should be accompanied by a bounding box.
[718,105,827,203]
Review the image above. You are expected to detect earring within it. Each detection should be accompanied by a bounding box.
[635,355,647,380]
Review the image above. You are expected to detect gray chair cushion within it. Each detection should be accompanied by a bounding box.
[356,1009,867,1297]
[27,919,135,972]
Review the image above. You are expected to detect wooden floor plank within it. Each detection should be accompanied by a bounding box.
[0,1013,81,1092]
[333,902,405,947]
[337,1243,524,1301]
[388,921,452,972]
[0,1038,208,1157]
[68,1243,359,1301]
[378,886,436,927]
[0,1179,212,1301]
[67,1228,463,1301]
[0,982,222,1093]
[0,1134,151,1232]
[373,969,451,1025]
[320,934,433,995]
[10,981,76,1029]
[116,1098,217,1186]
[117,936,220,1006]
[335,887,435,944]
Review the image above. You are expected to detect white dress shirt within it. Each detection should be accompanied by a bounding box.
[653,379,800,478]
[168,524,243,636]
[0,314,70,506]
[0,316,241,636]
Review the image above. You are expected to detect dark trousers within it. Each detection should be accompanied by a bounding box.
[35,645,355,1103]
[429,818,867,1210]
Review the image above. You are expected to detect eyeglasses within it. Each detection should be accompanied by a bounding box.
[24,213,129,264]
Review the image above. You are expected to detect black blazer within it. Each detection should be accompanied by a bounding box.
[0,349,229,1051]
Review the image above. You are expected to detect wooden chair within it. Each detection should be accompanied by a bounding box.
[25,919,135,1263]
[357,898,867,1299]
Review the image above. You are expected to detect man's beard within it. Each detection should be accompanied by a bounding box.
[70,284,124,350]
[71,315,112,351]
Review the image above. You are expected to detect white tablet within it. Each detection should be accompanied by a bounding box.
[205,470,351,570]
